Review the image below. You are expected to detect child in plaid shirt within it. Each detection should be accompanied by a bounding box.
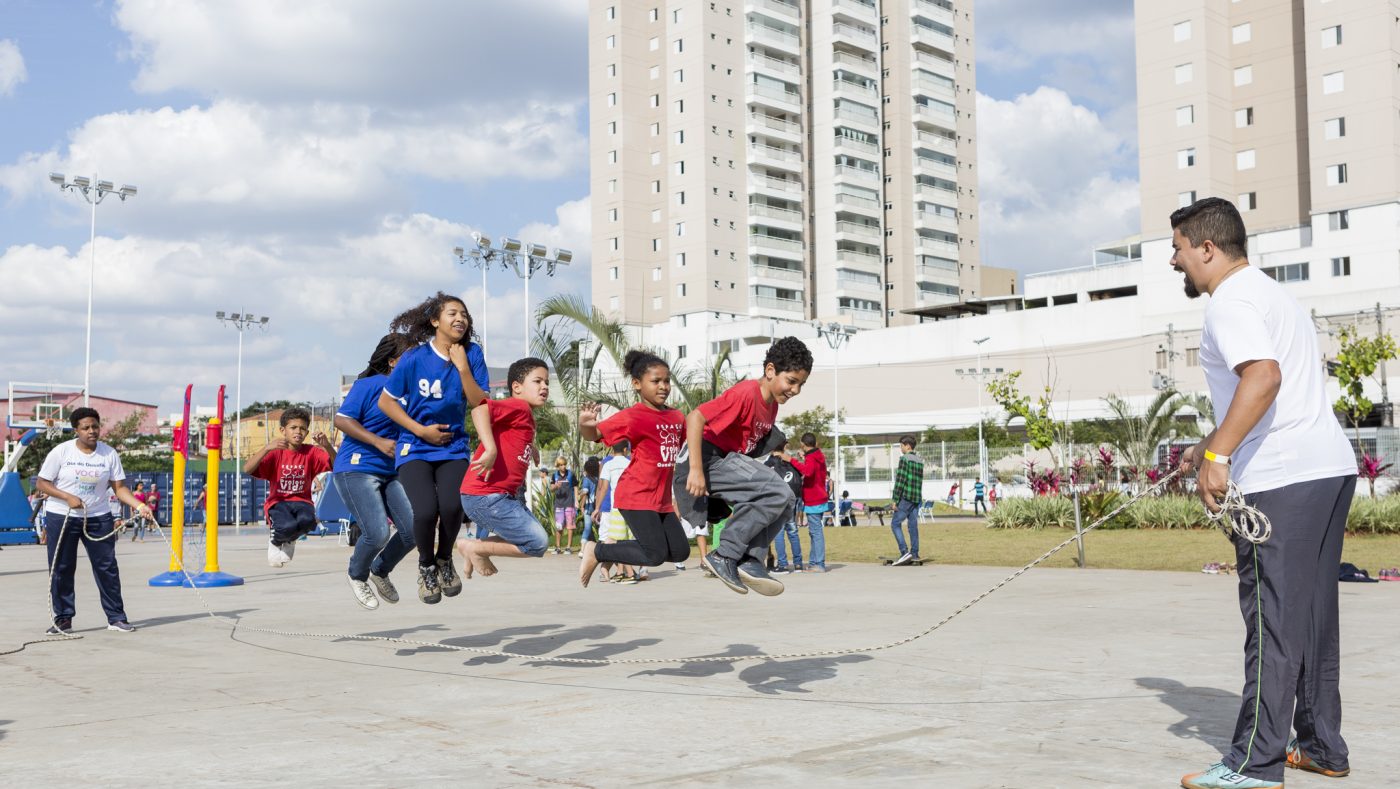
[889,435,924,565]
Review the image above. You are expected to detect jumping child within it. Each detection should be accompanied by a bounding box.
[577,351,688,587]
[455,358,552,576]
[244,407,335,567]
[378,292,490,604]
[673,336,812,596]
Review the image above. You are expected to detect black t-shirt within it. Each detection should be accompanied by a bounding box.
[765,455,804,499]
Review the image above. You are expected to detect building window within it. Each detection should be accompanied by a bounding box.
[651,237,660,251]
[1237,149,1256,170]
[675,191,685,205]
[1178,190,1197,208]
[674,130,685,144]
[1177,148,1196,168]
[651,179,661,193]
[674,69,684,83]
[650,122,660,136]
[650,150,661,165]
[675,221,686,237]
[1322,25,1341,49]
[672,9,682,23]
[1326,163,1348,185]
[608,266,619,281]
[673,38,684,53]
[1173,20,1191,42]
[650,209,661,222]
[607,178,616,193]
[605,6,615,20]
[675,252,686,267]
[607,149,617,164]
[677,283,687,296]
[1234,65,1253,86]
[1236,107,1253,127]
[609,296,620,310]
[1176,105,1194,126]
[1323,71,1344,94]
[652,266,662,281]
[1325,117,1346,139]
[649,8,659,22]
[606,64,616,78]
[609,237,619,251]
[1261,263,1309,283]
[677,345,687,359]
[1332,256,1351,277]
[606,121,616,135]
[1186,347,1200,367]
[605,35,616,50]
[1232,23,1251,44]
[674,161,685,175]
[1239,192,1257,210]
[652,296,662,309]
[607,92,617,107]
[649,65,660,79]
[1328,210,1349,230]
[648,36,659,51]
[649,94,659,108]
[1175,63,1193,84]
[607,208,618,222]
[674,99,684,113]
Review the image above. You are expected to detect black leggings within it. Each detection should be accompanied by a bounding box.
[595,510,691,567]
[398,458,470,566]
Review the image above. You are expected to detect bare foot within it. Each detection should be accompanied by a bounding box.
[467,548,499,577]
[579,541,599,588]
[456,539,477,579]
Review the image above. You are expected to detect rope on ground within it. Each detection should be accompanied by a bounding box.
[0,510,117,657]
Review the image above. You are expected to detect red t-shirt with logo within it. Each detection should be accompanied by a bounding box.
[698,379,778,456]
[255,445,332,511]
[597,403,686,512]
[461,397,536,497]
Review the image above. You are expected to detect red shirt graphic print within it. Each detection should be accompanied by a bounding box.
[257,445,332,511]
[698,379,778,456]
[597,403,686,512]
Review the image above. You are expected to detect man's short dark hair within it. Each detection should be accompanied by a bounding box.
[1169,197,1248,260]
[611,440,630,455]
[280,407,311,427]
[765,336,813,375]
[68,406,100,428]
[899,435,916,448]
[508,357,549,386]
[800,432,817,448]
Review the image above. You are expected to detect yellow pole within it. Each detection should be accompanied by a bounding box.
[167,421,186,572]
[204,416,221,573]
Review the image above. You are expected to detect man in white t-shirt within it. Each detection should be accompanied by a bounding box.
[35,407,152,636]
[1170,198,1357,789]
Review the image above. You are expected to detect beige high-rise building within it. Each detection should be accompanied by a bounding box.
[588,0,997,351]
[1135,0,1400,240]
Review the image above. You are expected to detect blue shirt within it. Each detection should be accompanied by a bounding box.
[974,482,986,496]
[383,341,490,466]
[333,374,398,476]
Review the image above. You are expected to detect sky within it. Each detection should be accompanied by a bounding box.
[0,0,1139,415]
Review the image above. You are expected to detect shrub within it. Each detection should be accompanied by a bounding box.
[1347,496,1400,535]
[985,496,1073,529]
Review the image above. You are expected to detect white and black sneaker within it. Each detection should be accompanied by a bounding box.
[436,558,462,598]
[701,552,749,595]
[267,541,286,568]
[282,539,297,560]
[417,565,442,604]
[737,559,785,596]
[369,573,399,604]
[348,576,379,610]
[891,552,914,567]
[674,562,687,571]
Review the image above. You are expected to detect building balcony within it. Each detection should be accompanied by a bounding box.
[834,163,880,183]
[749,143,803,172]
[749,202,805,229]
[748,52,800,79]
[835,248,881,268]
[751,263,806,286]
[913,25,955,56]
[747,82,802,112]
[747,23,801,54]
[916,131,957,157]
[915,289,959,307]
[839,305,885,326]
[834,220,881,241]
[746,0,800,25]
[832,51,878,77]
[747,112,802,144]
[915,182,958,202]
[750,174,804,198]
[752,294,805,314]
[834,106,880,131]
[834,134,879,158]
[835,191,880,216]
[833,0,877,21]
[914,51,956,80]
[913,0,955,27]
[916,157,958,181]
[916,211,958,234]
[836,275,883,296]
[914,103,956,132]
[917,259,960,280]
[916,238,960,258]
[833,78,878,100]
[913,78,956,103]
[750,233,805,260]
[832,22,878,52]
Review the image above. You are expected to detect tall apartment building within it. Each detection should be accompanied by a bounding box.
[588,0,999,355]
[1136,0,1400,241]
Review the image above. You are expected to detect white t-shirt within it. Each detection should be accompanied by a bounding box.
[1200,266,1355,494]
[38,440,126,517]
[599,456,631,513]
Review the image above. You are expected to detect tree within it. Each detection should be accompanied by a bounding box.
[780,406,839,445]
[1332,323,1398,442]
[1099,389,1203,474]
[920,419,1018,448]
[986,371,1062,463]
[237,400,297,420]
[1358,452,1392,500]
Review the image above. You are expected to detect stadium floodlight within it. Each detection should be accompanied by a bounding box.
[553,248,573,265]
[49,172,66,186]
[118,185,138,199]
[471,231,491,248]
[97,180,114,192]
[71,175,91,188]
[525,242,548,258]
[216,311,273,531]
[500,237,523,253]
[215,311,226,319]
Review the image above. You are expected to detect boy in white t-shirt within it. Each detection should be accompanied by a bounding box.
[35,407,153,635]
[1170,198,1357,789]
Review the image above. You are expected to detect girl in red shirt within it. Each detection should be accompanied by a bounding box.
[576,351,688,587]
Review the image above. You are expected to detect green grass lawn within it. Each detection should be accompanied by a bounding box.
[823,521,1400,573]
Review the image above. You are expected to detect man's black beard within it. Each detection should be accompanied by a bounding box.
[1182,273,1201,299]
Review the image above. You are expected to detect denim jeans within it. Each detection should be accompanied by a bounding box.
[460,493,549,557]
[773,519,802,568]
[334,472,416,581]
[805,507,826,567]
[890,499,920,557]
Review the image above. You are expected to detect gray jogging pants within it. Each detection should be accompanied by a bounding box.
[673,450,795,565]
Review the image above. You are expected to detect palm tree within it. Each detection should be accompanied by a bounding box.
[1100,389,1204,474]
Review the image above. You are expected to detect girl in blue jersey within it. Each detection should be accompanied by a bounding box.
[333,333,417,610]
[378,293,490,604]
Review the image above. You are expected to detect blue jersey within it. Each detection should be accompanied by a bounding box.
[333,374,398,476]
[383,341,490,466]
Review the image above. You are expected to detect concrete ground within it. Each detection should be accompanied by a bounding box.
[1,530,1396,788]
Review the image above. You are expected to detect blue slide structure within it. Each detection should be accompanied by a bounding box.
[0,430,42,545]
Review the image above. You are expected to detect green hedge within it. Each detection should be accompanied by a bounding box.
[986,494,1400,535]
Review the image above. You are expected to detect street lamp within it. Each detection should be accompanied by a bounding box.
[956,336,1001,487]
[453,232,496,351]
[453,234,571,357]
[814,321,857,494]
[51,173,138,405]
[216,311,271,531]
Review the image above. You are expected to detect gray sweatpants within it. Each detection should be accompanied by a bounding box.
[1225,474,1355,782]
[673,451,795,565]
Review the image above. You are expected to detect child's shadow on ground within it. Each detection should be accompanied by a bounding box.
[1136,677,1240,749]
[379,624,566,657]
[463,624,618,666]
[628,643,766,679]
[738,654,872,695]
[527,638,664,668]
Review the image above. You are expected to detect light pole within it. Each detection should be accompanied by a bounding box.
[956,337,995,486]
[454,234,571,357]
[216,311,271,532]
[50,173,137,405]
[814,322,857,493]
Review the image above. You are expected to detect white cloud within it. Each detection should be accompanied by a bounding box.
[976,88,1139,273]
[0,39,26,97]
[115,0,588,105]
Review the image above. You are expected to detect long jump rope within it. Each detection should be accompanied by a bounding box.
[2,468,1270,663]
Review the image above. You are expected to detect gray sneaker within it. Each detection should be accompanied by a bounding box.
[737,559,785,596]
[369,573,399,604]
[701,552,749,595]
[891,552,914,566]
[436,558,463,597]
[106,620,136,633]
[348,576,379,610]
[46,617,73,636]
[417,565,442,604]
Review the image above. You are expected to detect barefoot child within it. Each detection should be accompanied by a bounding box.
[245,407,335,567]
[673,336,812,596]
[576,351,688,588]
[455,358,552,576]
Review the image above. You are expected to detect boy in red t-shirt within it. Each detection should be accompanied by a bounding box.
[244,407,335,568]
[576,350,688,587]
[673,336,813,596]
[454,358,551,578]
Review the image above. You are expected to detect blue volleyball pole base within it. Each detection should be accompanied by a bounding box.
[185,571,245,587]
[148,571,192,587]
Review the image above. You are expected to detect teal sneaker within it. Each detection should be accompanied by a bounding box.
[1180,762,1282,789]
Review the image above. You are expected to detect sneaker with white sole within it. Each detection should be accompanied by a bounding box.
[348,576,380,610]
[701,552,748,595]
[282,539,297,560]
[369,573,399,604]
[106,620,136,633]
[891,552,914,567]
[267,541,286,568]
[417,564,442,604]
[1180,762,1282,789]
[674,562,687,571]
[737,558,784,596]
